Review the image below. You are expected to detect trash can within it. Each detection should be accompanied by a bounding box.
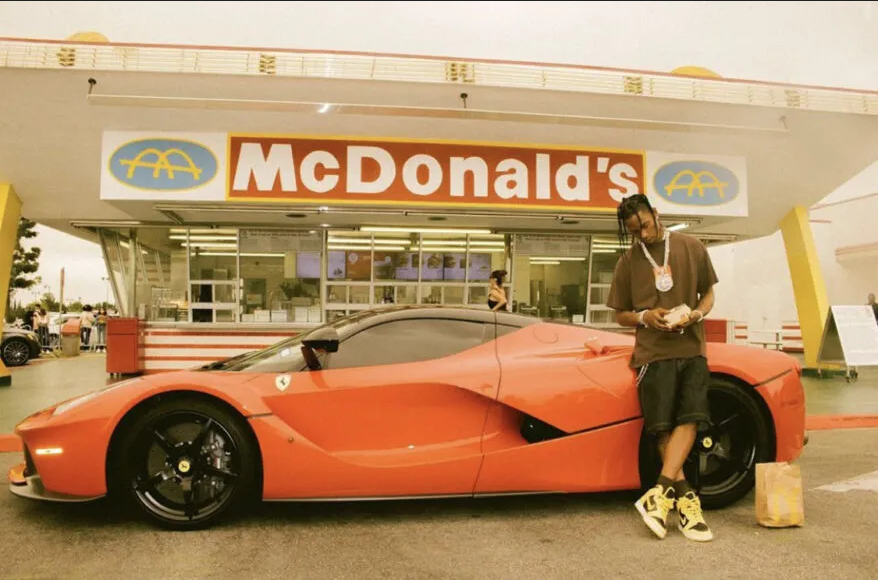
[106,317,141,375]
[60,318,81,357]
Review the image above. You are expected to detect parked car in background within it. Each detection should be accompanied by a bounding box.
[1,326,42,367]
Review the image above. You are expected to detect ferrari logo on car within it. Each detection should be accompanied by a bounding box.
[275,374,291,392]
[178,459,191,473]
[702,436,713,449]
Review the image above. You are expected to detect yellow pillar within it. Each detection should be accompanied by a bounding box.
[779,205,829,370]
[0,184,23,386]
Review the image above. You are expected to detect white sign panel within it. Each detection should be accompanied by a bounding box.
[644,151,748,217]
[818,305,878,367]
[100,131,227,201]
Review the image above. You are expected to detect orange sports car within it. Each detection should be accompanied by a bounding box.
[8,306,807,530]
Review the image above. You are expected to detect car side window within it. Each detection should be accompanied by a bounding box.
[325,319,490,370]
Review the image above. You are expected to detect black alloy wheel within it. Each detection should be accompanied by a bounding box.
[114,397,259,530]
[640,377,773,510]
[2,338,31,367]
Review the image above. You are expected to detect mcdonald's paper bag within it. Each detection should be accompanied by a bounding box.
[755,462,805,528]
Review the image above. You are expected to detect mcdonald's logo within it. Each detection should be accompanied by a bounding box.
[109,138,218,191]
[653,160,739,206]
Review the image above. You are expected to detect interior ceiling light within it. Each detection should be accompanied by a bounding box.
[361,226,493,235]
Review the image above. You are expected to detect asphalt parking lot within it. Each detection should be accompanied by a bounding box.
[1,355,877,579]
[0,428,876,579]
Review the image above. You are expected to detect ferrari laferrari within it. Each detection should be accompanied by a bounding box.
[7,306,806,530]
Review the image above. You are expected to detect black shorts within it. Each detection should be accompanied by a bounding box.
[636,356,711,435]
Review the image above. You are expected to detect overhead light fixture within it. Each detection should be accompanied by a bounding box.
[329,244,407,251]
[327,237,410,244]
[361,226,492,234]
[667,223,690,231]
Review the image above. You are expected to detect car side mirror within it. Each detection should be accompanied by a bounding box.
[303,326,339,353]
[301,326,340,371]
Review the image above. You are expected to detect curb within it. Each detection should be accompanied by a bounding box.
[1,415,876,454]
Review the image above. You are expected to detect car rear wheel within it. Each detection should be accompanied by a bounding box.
[113,397,259,530]
[640,377,773,510]
[2,337,32,367]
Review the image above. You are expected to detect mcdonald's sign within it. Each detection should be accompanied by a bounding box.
[645,151,748,217]
[101,132,228,201]
[109,138,218,191]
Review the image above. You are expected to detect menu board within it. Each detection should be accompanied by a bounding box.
[443,253,466,281]
[421,252,444,280]
[295,251,321,279]
[345,250,372,281]
[373,252,418,280]
[395,253,419,280]
[327,251,346,280]
[467,253,492,281]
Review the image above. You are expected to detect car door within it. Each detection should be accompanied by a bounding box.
[474,322,642,495]
[252,316,501,498]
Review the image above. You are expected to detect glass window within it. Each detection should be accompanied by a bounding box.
[98,228,130,316]
[586,237,627,326]
[187,228,238,281]
[239,229,322,324]
[326,319,490,370]
[129,228,189,322]
[512,234,589,321]
[184,227,239,323]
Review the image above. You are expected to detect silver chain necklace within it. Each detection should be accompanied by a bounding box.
[638,229,673,292]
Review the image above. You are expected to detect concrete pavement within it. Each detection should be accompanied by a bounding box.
[0,428,876,579]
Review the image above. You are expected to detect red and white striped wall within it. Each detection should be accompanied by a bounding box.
[140,327,303,374]
[731,321,803,353]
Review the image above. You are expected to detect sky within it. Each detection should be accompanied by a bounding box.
[17,226,109,307]
[2,1,878,306]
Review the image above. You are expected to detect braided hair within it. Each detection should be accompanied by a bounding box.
[616,194,656,247]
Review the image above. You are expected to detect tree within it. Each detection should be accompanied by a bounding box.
[8,218,41,308]
[40,292,61,312]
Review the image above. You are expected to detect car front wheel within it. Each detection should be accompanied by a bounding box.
[2,337,32,367]
[112,397,260,530]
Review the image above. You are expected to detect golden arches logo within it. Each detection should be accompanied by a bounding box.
[663,169,728,199]
[119,148,203,181]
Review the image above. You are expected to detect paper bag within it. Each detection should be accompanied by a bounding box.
[755,462,805,528]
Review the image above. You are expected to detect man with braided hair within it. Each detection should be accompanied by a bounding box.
[606,193,718,542]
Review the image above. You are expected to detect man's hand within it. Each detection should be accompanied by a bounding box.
[643,308,671,331]
[674,310,703,330]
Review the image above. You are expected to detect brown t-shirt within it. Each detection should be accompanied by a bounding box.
[606,231,719,369]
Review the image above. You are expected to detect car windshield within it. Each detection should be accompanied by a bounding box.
[203,309,383,373]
